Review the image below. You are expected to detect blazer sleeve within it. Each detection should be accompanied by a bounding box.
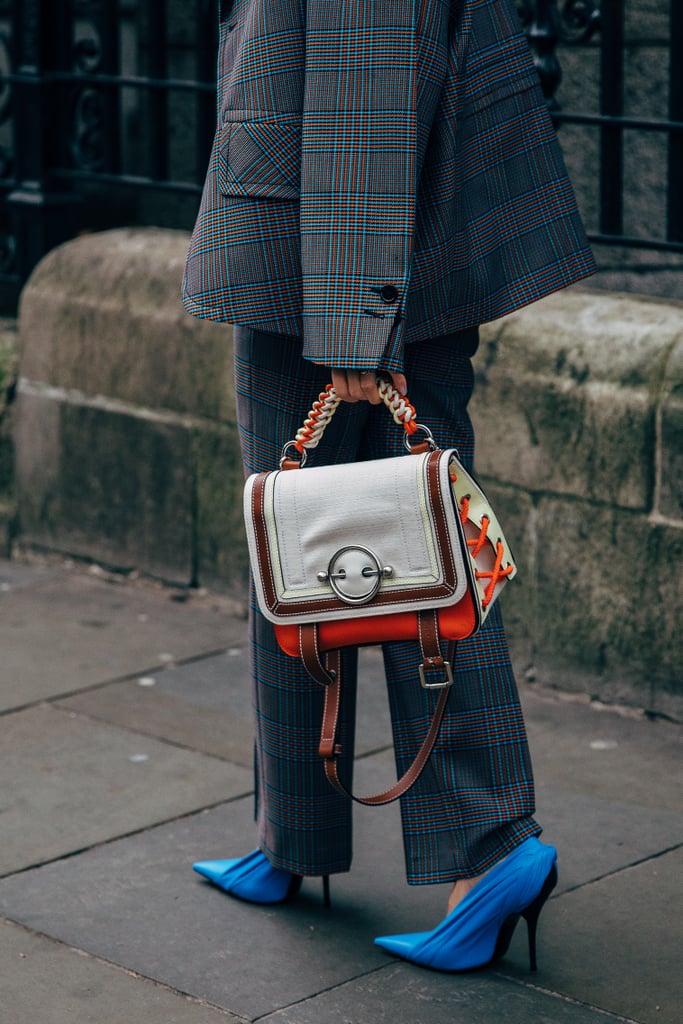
[299,1,445,372]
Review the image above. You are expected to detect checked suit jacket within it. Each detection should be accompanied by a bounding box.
[182,0,596,372]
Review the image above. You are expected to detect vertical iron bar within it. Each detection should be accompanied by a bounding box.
[90,0,122,174]
[667,0,683,242]
[527,0,562,103]
[146,0,168,180]
[8,0,80,282]
[599,0,624,236]
[195,0,217,184]
[49,0,72,171]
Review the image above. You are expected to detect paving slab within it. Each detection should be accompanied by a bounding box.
[0,704,252,875]
[0,568,245,710]
[522,686,683,814]
[533,787,683,894]
[501,846,683,1024]
[259,962,628,1024]
[0,773,446,1022]
[0,918,242,1024]
[59,646,393,764]
[0,559,56,591]
[1,747,680,1023]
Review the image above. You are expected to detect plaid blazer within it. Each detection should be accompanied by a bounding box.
[182,0,595,372]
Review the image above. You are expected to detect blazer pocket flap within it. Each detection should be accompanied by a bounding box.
[218,118,300,199]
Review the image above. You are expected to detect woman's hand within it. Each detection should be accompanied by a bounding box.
[331,368,408,404]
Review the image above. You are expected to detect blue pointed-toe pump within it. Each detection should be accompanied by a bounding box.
[193,849,331,906]
[374,837,557,972]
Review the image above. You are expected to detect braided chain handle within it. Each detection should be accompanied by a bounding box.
[282,378,429,466]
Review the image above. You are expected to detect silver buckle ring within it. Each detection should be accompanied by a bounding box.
[418,660,454,690]
[279,441,307,469]
[403,424,437,453]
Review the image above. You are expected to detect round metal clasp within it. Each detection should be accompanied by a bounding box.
[317,546,393,605]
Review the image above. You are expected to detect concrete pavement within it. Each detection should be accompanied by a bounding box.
[1,554,681,1024]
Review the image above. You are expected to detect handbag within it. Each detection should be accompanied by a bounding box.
[243,378,516,805]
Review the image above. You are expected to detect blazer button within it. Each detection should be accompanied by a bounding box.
[379,285,399,303]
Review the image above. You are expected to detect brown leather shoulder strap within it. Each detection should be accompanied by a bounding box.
[301,621,456,806]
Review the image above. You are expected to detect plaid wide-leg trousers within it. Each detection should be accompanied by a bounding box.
[234,325,541,885]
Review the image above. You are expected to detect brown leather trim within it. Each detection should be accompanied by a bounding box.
[299,624,335,688]
[417,609,443,667]
[322,680,453,806]
[249,474,277,609]
[315,622,458,806]
[319,649,341,760]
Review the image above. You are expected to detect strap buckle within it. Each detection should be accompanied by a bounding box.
[418,660,454,690]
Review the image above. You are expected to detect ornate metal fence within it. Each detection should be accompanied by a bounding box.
[0,0,681,307]
[519,0,683,252]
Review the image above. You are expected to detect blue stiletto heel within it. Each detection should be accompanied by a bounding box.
[374,837,557,972]
[192,849,330,906]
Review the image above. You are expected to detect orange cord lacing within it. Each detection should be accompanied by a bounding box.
[456,490,513,607]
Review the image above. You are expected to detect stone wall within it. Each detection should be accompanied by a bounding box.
[13,229,245,590]
[0,317,17,552]
[471,287,682,720]
[12,229,683,719]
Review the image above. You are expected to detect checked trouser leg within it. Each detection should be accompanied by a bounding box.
[233,325,540,882]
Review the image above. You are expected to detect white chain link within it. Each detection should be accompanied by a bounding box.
[377,378,416,428]
[294,387,342,450]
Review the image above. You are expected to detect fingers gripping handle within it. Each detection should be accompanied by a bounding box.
[282,379,421,467]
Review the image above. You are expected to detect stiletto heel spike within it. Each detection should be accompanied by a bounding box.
[522,862,557,971]
[374,837,557,972]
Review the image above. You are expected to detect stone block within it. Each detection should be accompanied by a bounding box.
[18,228,235,421]
[0,318,17,502]
[16,227,243,587]
[471,478,537,669]
[474,290,683,511]
[192,425,249,592]
[659,337,683,521]
[14,390,195,582]
[532,496,683,713]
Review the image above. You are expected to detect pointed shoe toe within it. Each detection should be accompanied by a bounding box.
[192,849,295,903]
[374,932,430,957]
[192,859,240,884]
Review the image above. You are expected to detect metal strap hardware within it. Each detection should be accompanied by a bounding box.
[419,660,454,690]
[403,423,437,453]
[316,545,393,604]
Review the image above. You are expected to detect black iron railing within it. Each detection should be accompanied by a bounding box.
[0,1,681,307]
